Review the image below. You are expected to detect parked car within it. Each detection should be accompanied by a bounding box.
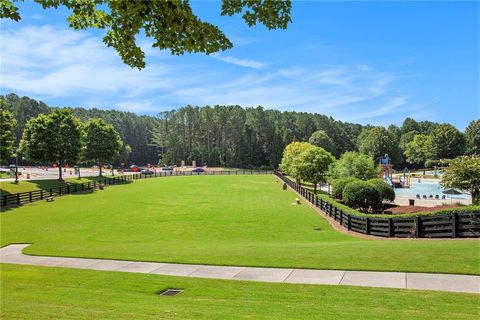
[161,166,173,171]
[191,167,205,173]
[141,168,154,175]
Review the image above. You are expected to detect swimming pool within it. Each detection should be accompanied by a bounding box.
[394,180,468,199]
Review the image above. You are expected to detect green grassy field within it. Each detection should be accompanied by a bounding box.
[0,175,116,195]
[1,175,479,274]
[1,264,478,320]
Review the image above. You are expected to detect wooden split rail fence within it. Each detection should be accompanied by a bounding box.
[1,176,129,207]
[274,171,480,238]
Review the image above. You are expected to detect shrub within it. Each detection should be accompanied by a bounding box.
[331,177,359,200]
[368,178,395,203]
[342,181,381,213]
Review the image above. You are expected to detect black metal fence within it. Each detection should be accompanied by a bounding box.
[1,170,273,208]
[129,169,273,180]
[274,171,480,238]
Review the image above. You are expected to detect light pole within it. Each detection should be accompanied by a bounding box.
[75,165,81,180]
[14,149,19,184]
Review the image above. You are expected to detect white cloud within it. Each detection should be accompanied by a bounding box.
[1,24,412,125]
[211,54,266,69]
[0,25,173,98]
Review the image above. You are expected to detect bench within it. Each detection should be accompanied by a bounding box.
[45,196,54,202]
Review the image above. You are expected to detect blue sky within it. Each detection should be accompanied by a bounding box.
[1,1,478,130]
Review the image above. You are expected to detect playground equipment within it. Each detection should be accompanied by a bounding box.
[377,154,410,188]
[378,154,393,182]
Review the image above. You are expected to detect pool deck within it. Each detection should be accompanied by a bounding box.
[394,195,472,207]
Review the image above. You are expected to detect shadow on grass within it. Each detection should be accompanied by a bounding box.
[0,189,97,213]
[0,177,132,212]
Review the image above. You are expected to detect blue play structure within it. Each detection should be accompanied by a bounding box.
[380,154,390,165]
[385,176,394,188]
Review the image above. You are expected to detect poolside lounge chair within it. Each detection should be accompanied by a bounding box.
[442,195,446,200]
[416,194,420,199]
[423,195,427,199]
[429,195,433,199]
[435,195,439,199]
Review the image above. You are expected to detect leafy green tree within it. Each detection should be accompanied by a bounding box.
[295,146,335,193]
[465,119,480,156]
[404,134,434,166]
[2,93,50,147]
[117,144,132,166]
[399,130,417,153]
[308,130,335,155]
[342,180,381,213]
[19,109,83,180]
[279,141,311,178]
[1,0,291,69]
[387,124,402,141]
[328,151,378,181]
[84,119,123,176]
[429,124,465,160]
[0,103,17,164]
[357,126,401,164]
[401,117,420,134]
[417,120,440,135]
[441,156,480,204]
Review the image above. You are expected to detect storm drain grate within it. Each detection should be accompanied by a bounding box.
[158,289,183,296]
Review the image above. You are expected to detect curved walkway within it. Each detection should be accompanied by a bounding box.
[1,244,478,294]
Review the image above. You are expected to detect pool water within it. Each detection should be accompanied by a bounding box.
[394,180,467,199]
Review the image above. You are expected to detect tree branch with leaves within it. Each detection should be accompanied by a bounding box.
[1,0,291,69]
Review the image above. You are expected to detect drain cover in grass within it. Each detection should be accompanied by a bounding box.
[158,289,183,296]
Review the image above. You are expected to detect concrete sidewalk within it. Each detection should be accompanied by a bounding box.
[1,244,478,294]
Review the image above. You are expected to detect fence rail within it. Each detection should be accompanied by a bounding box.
[1,169,272,208]
[274,170,480,238]
[1,175,129,207]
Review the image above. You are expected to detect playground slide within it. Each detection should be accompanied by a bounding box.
[385,176,394,188]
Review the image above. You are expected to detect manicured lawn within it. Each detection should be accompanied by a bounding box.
[1,175,479,274]
[1,264,478,320]
[0,175,116,195]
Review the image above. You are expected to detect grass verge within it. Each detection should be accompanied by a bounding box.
[1,264,478,320]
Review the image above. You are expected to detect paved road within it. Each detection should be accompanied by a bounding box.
[0,167,103,181]
[1,244,478,294]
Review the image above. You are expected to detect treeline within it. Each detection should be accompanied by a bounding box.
[2,93,158,165]
[152,105,363,168]
[151,107,478,169]
[1,93,478,168]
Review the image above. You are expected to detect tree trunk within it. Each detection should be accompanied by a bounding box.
[99,162,103,177]
[471,188,479,205]
[58,165,63,181]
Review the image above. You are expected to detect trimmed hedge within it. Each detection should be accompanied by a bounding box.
[317,191,480,218]
[343,180,381,213]
[367,178,395,210]
[331,177,359,200]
